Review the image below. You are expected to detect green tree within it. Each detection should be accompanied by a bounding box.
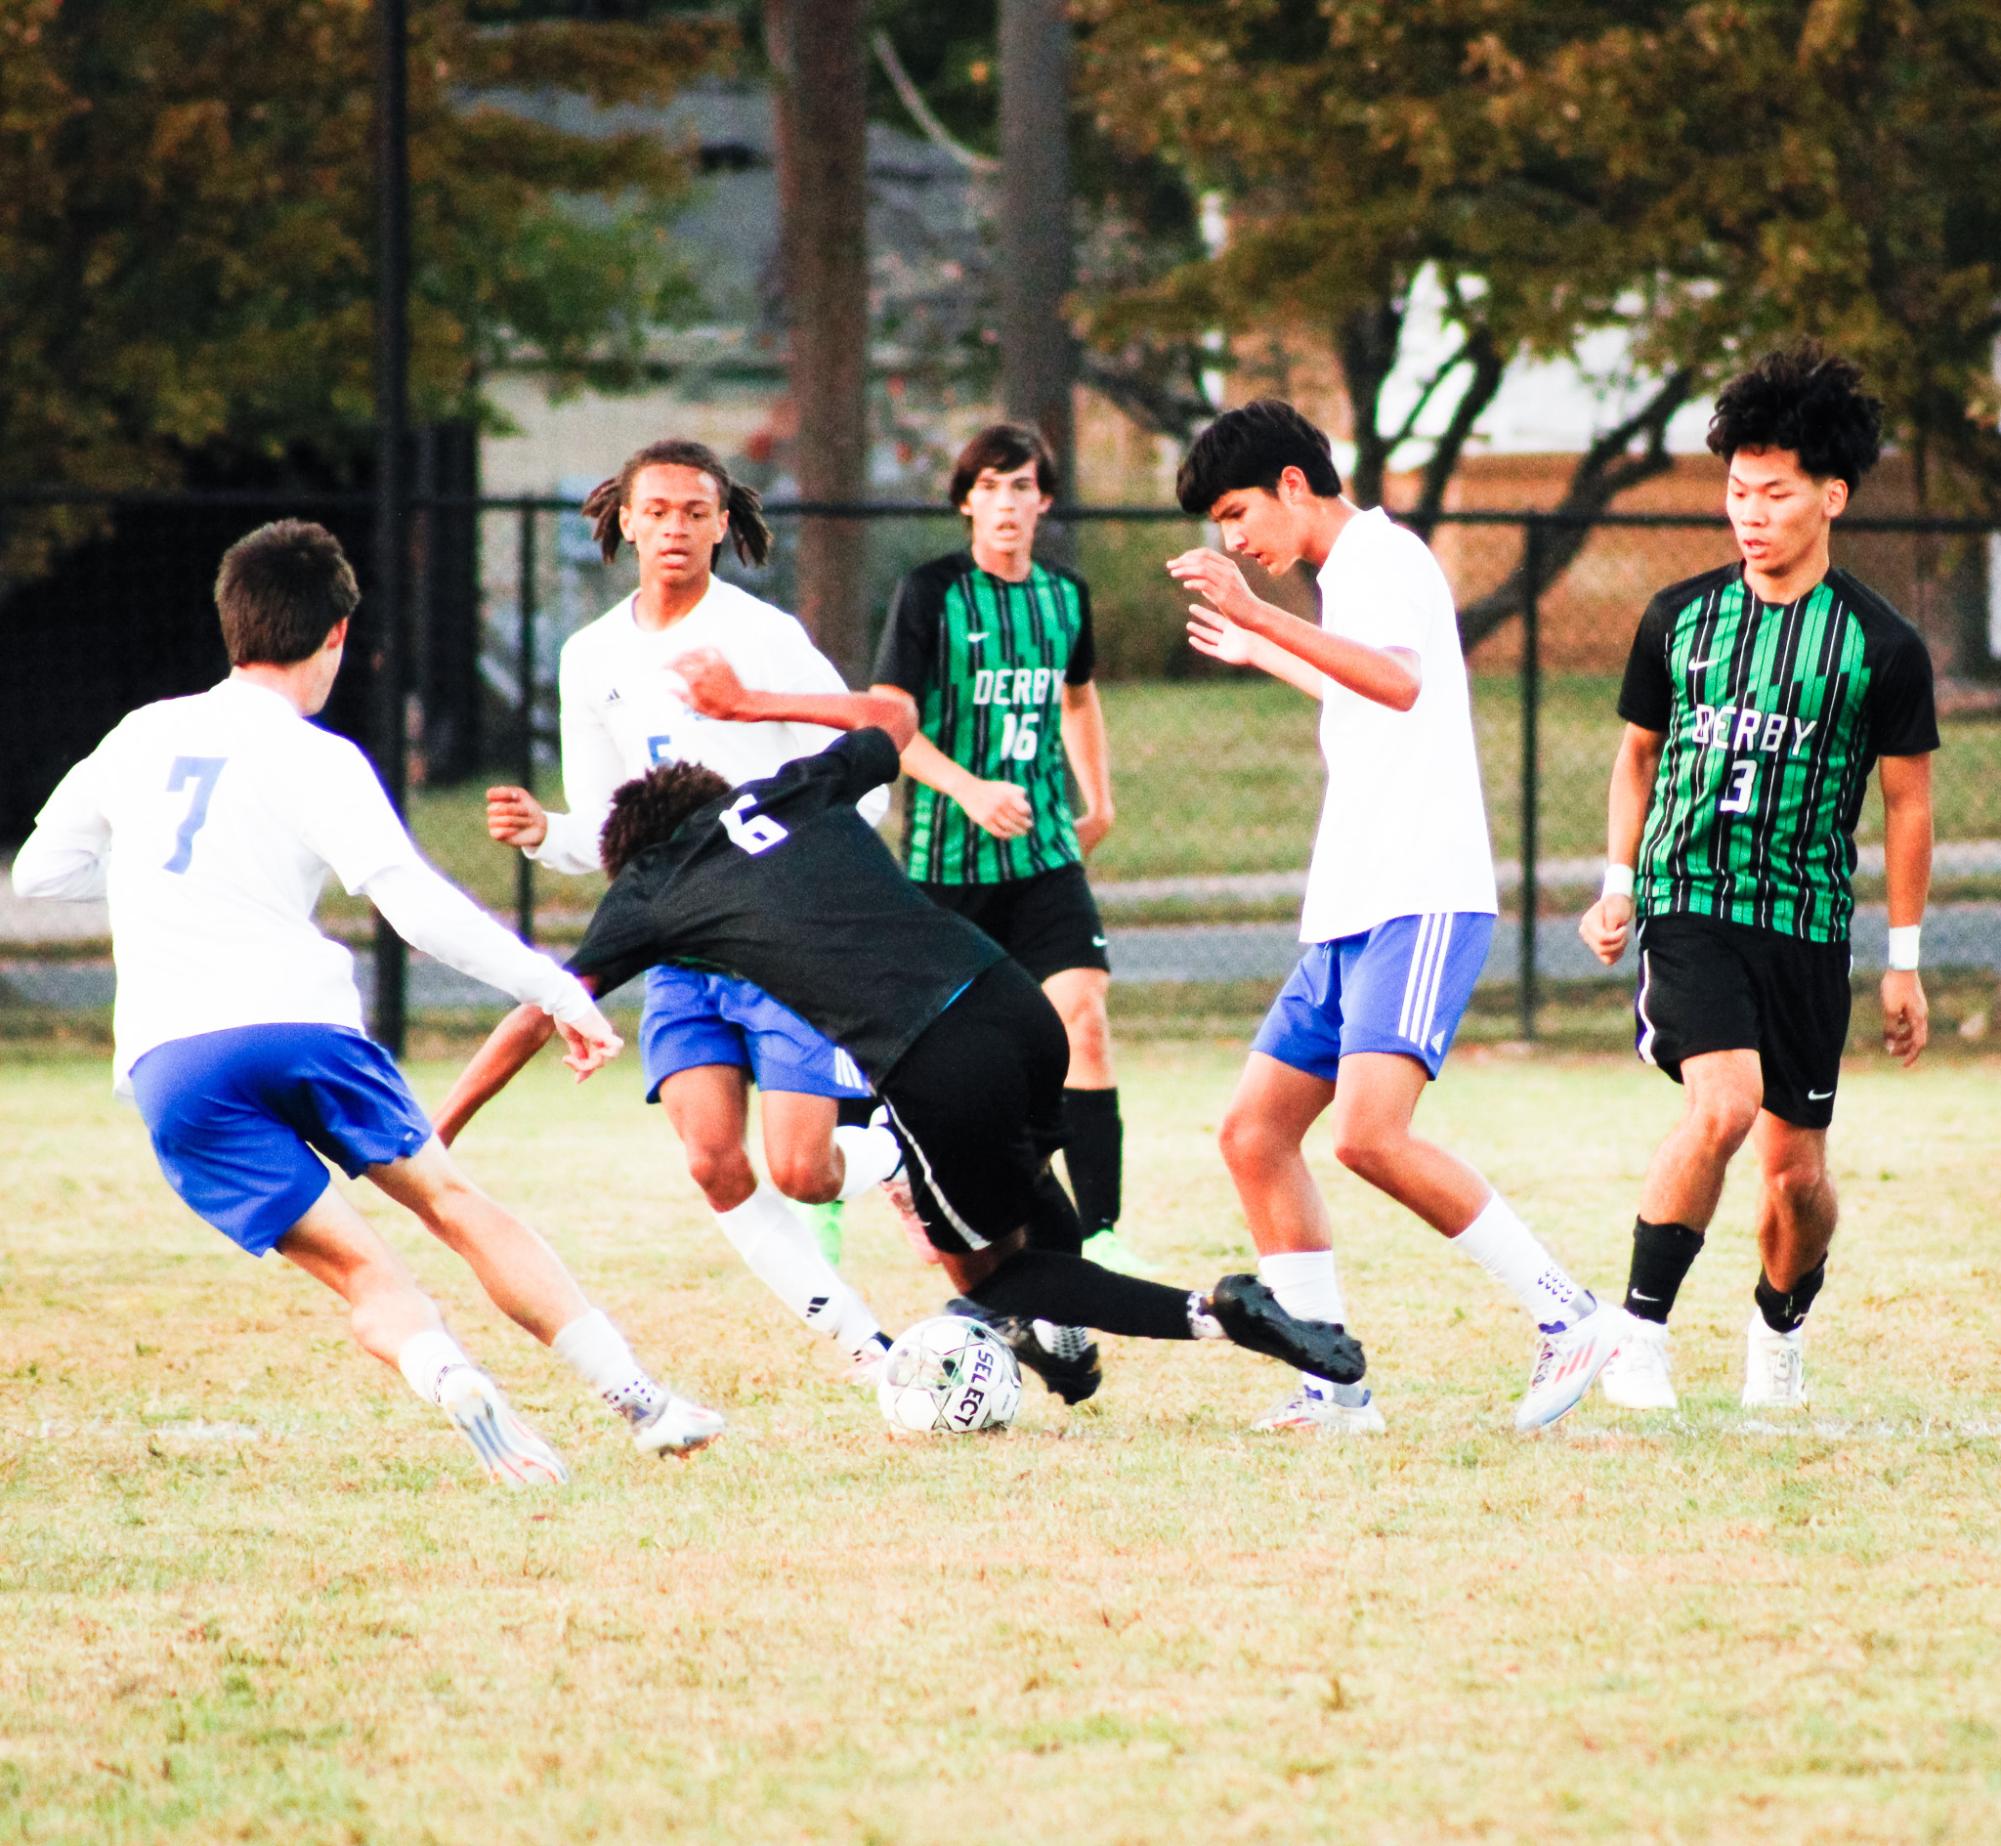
[0,0,727,526]
[1073,0,2001,645]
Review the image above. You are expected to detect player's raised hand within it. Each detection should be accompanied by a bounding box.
[1881,969,1927,1067]
[487,786,548,849]
[959,778,1033,839]
[672,647,753,719]
[555,1003,623,1081]
[1578,894,1633,965]
[1186,606,1255,667]
[1167,547,1258,625]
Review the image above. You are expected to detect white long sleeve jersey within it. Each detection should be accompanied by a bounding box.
[527,578,887,876]
[12,678,591,1094]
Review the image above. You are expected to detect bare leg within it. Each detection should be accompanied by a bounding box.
[275,1182,442,1366]
[1637,1049,1764,1230]
[1217,1052,1338,1255]
[1043,967,1114,1089]
[367,1138,589,1345]
[1751,1113,1837,1289]
[758,1089,843,1203]
[1325,1051,1492,1235]
[658,1063,758,1211]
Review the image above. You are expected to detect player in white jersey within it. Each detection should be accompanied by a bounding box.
[11,521,722,1484]
[480,440,903,1379]
[1168,401,1620,1432]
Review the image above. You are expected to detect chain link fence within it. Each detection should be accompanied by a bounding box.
[5,490,1999,1035]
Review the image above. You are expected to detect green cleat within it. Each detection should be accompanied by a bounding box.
[1080,1226,1157,1277]
[802,1198,846,1266]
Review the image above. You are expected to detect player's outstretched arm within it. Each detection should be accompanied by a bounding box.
[673,647,918,748]
[433,1002,561,1146]
[1167,547,1420,711]
[1186,606,1325,699]
[1579,724,1663,965]
[1878,751,1932,1068]
[888,723,1032,839]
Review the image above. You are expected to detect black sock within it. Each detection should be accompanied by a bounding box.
[1061,1086,1123,1236]
[1625,1217,1705,1324]
[1755,1260,1826,1334]
[1023,1168,1086,1256]
[970,1248,1193,1341]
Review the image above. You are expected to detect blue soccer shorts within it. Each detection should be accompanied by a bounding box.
[129,1023,435,1256]
[638,964,872,1104]
[1252,911,1496,1082]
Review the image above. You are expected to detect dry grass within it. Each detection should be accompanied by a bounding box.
[4,1042,2000,1844]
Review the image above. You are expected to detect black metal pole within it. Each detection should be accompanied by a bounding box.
[371,0,410,1054]
[1519,520,1543,1041]
[515,506,537,946]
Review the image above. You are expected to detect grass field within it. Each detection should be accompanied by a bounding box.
[6,1041,2001,1843]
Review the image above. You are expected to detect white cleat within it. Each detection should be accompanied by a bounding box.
[1741,1314,1808,1410]
[439,1369,568,1487]
[1515,1296,1623,1432]
[1599,1313,1679,1410]
[632,1392,726,1456]
[846,1338,893,1388]
[1253,1381,1386,1435]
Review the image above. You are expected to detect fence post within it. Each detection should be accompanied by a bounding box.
[515,504,537,946]
[1519,519,1543,1041]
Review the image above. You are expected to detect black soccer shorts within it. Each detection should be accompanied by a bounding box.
[877,958,1072,1255]
[1633,911,1852,1129]
[915,863,1110,983]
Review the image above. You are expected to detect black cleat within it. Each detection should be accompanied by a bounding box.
[1207,1275,1366,1385]
[948,1296,1103,1405]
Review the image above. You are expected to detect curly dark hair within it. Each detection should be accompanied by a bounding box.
[599,761,733,878]
[1707,343,1884,490]
[1176,399,1344,516]
[579,438,773,568]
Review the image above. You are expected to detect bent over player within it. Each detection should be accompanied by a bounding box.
[436,661,1364,1409]
[484,439,903,1378]
[1581,345,1937,1412]
[11,521,720,1483]
[1170,399,1619,1433]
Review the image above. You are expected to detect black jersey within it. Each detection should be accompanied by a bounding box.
[1619,563,1938,942]
[567,729,1008,1077]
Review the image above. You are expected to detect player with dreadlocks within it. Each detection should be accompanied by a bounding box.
[479,440,906,1384]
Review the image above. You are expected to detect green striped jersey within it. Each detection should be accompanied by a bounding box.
[1618,564,1937,942]
[871,550,1096,884]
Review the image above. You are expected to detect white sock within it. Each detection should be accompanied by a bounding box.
[395,1328,476,1407]
[831,1122,902,1201]
[552,1307,666,1424]
[1258,1248,1353,1397]
[1451,1193,1588,1328]
[715,1184,885,1356]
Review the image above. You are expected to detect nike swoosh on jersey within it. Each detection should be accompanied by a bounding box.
[965,631,990,643]
[1687,656,1721,670]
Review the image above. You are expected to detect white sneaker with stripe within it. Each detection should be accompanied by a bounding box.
[1514,1297,1622,1431]
[438,1368,568,1487]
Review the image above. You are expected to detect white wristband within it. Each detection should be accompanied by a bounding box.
[1601,863,1635,902]
[1886,925,1921,972]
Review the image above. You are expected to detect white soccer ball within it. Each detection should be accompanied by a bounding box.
[877,1314,1022,1435]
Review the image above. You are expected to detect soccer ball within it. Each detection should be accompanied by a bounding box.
[877,1315,1022,1435]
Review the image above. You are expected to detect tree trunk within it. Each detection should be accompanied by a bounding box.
[999,0,1076,498]
[765,0,869,675]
